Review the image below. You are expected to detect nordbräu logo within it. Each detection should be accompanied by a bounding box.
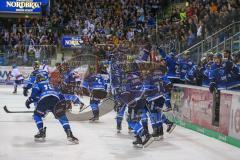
[6,0,41,9]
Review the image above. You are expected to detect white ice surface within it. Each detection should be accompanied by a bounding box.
[0,85,240,160]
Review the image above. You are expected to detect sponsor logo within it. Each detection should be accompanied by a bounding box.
[0,70,10,79]
[6,0,41,9]
[64,38,83,47]
[218,135,227,142]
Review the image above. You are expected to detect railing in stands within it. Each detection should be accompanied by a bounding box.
[180,21,240,63]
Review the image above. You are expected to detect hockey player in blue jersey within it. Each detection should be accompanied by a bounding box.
[176,51,194,83]
[82,67,108,121]
[144,68,175,140]
[185,56,209,86]
[202,53,214,87]
[124,71,153,148]
[158,48,179,83]
[23,61,49,97]
[209,52,240,92]
[111,64,130,133]
[113,88,130,133]
[25,73,79,144]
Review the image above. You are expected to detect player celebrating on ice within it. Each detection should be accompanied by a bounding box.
[120,68,153,148]
[25,73,79,144]
[8,64,24,94]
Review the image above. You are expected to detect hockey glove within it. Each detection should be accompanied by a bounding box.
[25,98,33,109]
[209,82,217,93]
[23,87,28,97]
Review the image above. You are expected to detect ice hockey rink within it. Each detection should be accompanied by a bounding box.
[1,85,240,160]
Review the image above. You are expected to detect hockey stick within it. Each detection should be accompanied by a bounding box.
[79,104,91,112]
[79,97,115,112]
[3,106,34,113]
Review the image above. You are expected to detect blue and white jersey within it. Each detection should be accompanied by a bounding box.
[25,69,49,89]
[29,80,59,103]
[208,63,239,90]
[82,74,107,92]
[185,64,198,82]
[125,72,142,91]
[111,63,125,89]
[158,48,178,79]
[143,78,161,102]
[185,65,209,87]
[209,63,230,90]
[177,58,193,81]
[116,72,143,105]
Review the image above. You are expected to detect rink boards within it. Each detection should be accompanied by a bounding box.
[171,84,240,148]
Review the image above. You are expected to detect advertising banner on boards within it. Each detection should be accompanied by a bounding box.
[229,94,240,140]
[0,66,32,84]
[172,84,231,135]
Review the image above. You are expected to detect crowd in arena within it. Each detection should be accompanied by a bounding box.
[160,0,240,51]
[1,0,239,66]
[0,18,58,65]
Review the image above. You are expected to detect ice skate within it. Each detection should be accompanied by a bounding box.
[66,130,79,144]
[89,116,99,122]
[142,134,154,148]
[34,127,46,142]
[152,127,163,141]
[133,135,143,148]
[166,122,176,134]
[117,123,122,133]
[12,87,17,94]
[89,110,99,122]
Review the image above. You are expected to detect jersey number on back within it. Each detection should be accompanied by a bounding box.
[44,84,53,90]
